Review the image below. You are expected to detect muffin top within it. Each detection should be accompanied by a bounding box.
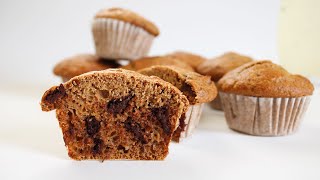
[121,56,194,72]
[196,52,253,82]
[53,54,120,79]
[166,51,207,69]
[95,7,159,36]
[139,65,217,104]
[218,60,314,97]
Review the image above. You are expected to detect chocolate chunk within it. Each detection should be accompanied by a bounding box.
[124,118,147,144]
[68,122,74,136]
[117,145,129,153]
[152,106,171,134]
[107,94,134,114]
[85,116,101,136]
[181,84,196,103]
[178,113,186,131]
[45,84,66,104]
[172,113,186,142]
[92,138,102,154]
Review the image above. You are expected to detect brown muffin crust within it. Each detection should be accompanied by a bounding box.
[166,51,207,69]
[196,52,253,82]
[41,69,189,160]
[95,7,159,36]
[121,56,194,72]
[218,60,314,97]
[139,65,217,104]
[53,54,120,80]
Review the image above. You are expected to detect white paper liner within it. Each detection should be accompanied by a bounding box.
[220,92,311,136]
[92,19,155,60]
[179,104,204,139]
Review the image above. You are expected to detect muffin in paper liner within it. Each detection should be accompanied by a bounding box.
[92,19,155,60]
[173,104,204,141]
[220,92,311,136]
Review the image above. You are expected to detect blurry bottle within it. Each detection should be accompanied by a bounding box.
[278,0,320,87]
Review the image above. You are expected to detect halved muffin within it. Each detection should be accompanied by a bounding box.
[139,65,217,141]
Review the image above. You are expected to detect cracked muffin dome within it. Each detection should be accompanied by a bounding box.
[218,60,314,136]
[218,60,314,97]
[121,56,194,72]
[53,54,120,82]
[41,69,188,160]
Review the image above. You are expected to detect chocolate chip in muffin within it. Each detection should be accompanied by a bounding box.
[107,94,134,114]
[124,118,147,144]
[85,116,101,136]
[45,84,66,104]
[92,138,103,154]
[152,106,170,135]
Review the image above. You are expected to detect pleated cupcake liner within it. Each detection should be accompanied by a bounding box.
[92,19,155,60]
[220,92,311,136]
[179,104,204,139]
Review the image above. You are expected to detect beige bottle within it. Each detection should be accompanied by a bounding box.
[278,0,320,79]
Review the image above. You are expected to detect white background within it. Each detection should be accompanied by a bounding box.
[0,0,279,89]
[2,1,320,180]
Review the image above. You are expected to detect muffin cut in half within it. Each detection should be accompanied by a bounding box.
[41,69,188,160]
[218,60,314,136]
[139,65,217,142]
[53,54,120,82]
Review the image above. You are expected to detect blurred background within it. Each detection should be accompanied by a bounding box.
[1,0,319,94]
[0,0,280,93]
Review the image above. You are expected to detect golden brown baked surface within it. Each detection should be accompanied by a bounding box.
[218,61,314,97]
[41,69,188,160]
[53,54,120,80]
[139,65,217,104]
[196,52,253,82]
[121,56,194,72]
[95,7,159,36]
[139,65,216,142]
[166,51,207,69]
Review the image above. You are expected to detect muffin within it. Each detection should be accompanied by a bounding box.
[92,8,159,60]
[41,69,188,160]
[139,65,217,142]
[166,51,207,70]
[218,61,314,136]
[121,56,194,71]
[197,52,253,110]
[53,54,120,82]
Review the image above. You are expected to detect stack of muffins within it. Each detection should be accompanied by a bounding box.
[42,7,314,161]
[197,52,314,136]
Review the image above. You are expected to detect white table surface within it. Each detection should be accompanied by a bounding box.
[0,88,319,180]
